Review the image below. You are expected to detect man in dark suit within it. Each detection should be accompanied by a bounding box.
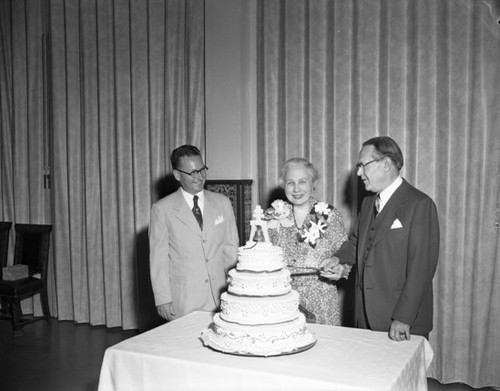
[149,145,239,321]
[321,136,439,341]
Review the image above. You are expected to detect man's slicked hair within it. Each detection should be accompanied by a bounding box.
[363,136,404,171]
[170,145,202,170]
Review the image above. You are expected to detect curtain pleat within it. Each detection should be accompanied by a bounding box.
[257,0,500,387]
[0,0,52,315]
[48,0,205,329]
[0,0,15,237]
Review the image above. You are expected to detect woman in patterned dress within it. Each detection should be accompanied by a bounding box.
[267,158,350,325]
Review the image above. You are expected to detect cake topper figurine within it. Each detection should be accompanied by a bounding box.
[248,205,271,244]
[252,225,266,242]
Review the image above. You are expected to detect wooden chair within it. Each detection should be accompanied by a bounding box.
[0,223,52,334]
[0,222,12,279]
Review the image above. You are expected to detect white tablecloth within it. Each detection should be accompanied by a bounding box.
[98,311,433,391]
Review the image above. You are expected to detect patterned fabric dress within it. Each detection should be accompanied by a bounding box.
[269,199,348,325]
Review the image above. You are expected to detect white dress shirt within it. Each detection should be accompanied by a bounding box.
[377,176,403,212]
[180,187,204,213]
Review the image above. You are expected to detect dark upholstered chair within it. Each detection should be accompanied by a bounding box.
[0,222,12,279]
[0,223,52,334]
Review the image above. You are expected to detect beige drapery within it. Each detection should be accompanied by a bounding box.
[49,0,205,329]
[0,0,53,314]
[257,0,500,388]
[1,0,205,330]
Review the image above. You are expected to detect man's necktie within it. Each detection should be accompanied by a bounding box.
[192,195,203,230]
[374,195,381,217]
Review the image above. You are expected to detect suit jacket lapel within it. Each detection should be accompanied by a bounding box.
[203,191,222,241]
[173,188,202,236]
[371,180,410,247]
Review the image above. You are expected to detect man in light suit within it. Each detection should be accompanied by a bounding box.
[321,136,439,341]
[149,145,239,321]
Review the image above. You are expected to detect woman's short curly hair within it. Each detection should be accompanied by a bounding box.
[279,157,319,187]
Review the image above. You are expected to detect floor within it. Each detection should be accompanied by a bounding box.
[0,317,137,391]
[0,317,496,391]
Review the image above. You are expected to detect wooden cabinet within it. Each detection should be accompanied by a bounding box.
[205,180,253,245]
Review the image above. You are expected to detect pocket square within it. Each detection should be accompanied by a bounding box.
[214,215,225,225]
[390,219,403,229]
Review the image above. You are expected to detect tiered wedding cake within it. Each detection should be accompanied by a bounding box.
[200,206,317,356]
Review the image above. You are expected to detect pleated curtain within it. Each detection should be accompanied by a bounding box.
[1,0,206,330]
[0,0,53,315]
[257,0,500,388]
[49,0,205,329]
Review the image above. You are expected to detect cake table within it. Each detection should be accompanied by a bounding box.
[98,311,433,391]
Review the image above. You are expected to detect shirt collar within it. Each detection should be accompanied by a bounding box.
[378,176,403,211]
[180,188,204,210]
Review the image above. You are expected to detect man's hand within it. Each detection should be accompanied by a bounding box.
[389,319,411,341]
[319,257,344,280]
[157,302,175,321]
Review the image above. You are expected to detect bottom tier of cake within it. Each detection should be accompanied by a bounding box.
[200,313,317,357]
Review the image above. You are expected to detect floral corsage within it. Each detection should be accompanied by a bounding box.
[264,200,294,230]
[297,202,333,248]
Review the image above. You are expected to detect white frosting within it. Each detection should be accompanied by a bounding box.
[200,204,317,356]
[220,290,300,325]
[227,269,291,297]
[201,313,316,356]
[214,312,306,335]
[237,243,284,272]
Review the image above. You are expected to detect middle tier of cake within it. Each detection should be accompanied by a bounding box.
[220,290,300,325]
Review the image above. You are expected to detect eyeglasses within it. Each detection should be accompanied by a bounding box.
[175,166,208,178]
[355,157,384,171]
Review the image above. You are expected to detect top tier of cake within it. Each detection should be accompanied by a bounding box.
[236,243,284,272]
[236,205,285,272]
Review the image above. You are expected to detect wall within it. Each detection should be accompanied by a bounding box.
[205,0,258,202]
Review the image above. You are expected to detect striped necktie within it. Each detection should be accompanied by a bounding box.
[374,195,381,217]
[192,195,203,230]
